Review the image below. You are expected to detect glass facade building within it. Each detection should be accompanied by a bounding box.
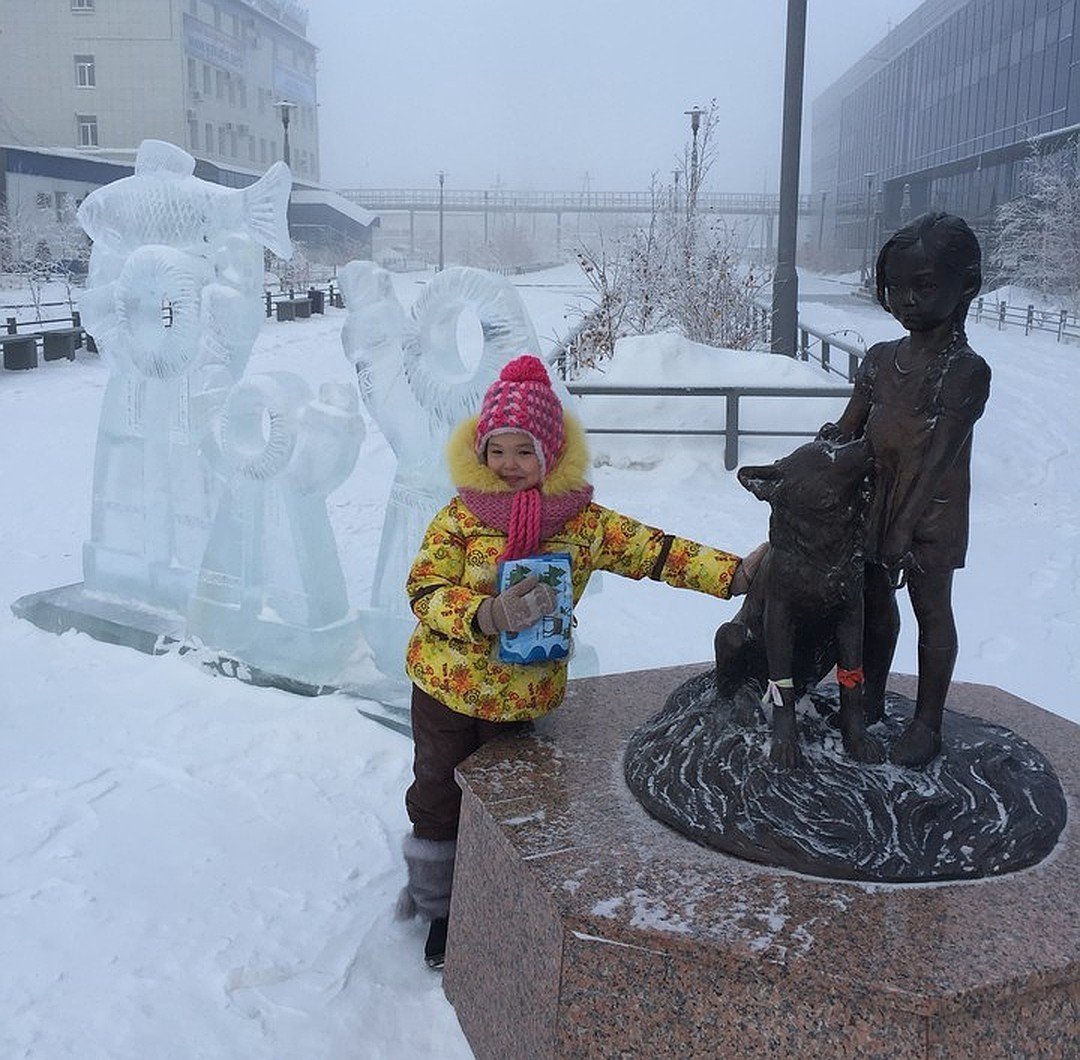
[812,0,1080,264]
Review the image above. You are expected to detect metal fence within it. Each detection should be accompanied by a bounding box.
[564,382,853,470]
[969,296,1080,341]
[751,304,867,382]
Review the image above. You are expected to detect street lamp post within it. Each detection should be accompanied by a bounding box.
[274,100,297,167]
[770,0,808,357]
[684,105,703,214]
[437,170,446,272]
[860,173,876,287]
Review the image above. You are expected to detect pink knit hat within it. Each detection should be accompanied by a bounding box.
[475,354,564,476]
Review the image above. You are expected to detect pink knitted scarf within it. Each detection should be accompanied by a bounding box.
[458,484,594,560]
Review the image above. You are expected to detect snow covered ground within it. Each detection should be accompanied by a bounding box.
[1,264,1076,1058]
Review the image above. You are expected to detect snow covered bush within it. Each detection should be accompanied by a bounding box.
[565,102,768,377]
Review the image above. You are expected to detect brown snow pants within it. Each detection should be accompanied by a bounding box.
[405,684,532,841]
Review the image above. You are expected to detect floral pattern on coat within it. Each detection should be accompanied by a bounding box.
[405,413,740,721]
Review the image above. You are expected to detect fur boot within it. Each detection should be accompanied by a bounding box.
[395,835,456,921]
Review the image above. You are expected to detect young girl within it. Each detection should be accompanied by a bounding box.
[395,354,763,967]
[822,212,990,768]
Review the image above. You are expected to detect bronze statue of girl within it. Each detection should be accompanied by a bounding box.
[822,212,991,767]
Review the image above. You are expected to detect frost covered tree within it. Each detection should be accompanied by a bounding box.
[0,194,89,313]
[995,138,1080,308]
[567,100,767,375]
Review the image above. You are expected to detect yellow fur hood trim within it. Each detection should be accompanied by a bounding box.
[446,410,591,494]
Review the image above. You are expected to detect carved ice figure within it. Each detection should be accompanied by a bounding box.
[339,264,540,676]
[187,374,364,684]
[76,140,290,613]
[77,138,292,261]
[339,262,598,682]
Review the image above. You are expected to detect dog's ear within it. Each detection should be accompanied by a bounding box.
[738,464,782,501]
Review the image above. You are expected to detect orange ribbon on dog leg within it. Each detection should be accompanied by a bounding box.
[836,666,865,688]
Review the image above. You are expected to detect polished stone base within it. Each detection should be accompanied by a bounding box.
[443,664,1079,1059]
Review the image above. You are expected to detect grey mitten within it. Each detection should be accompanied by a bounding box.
[476,574,557,635]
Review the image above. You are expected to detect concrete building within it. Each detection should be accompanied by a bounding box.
[0,0,320,181]
[812,0,1080,268]
[0,0,375,260]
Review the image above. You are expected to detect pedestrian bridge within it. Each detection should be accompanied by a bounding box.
[338,188,812,217]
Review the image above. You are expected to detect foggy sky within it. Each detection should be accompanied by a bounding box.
[305,0,925,194]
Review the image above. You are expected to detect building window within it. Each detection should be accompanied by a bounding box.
[71,0,95,10]
[189,119,199,152]
[259,138,267,164]
[205,122,213,152]
[203,63,211,95]
[187,57,197,93]
[74,54,96,87]
[76,114,98,147]
[216,69,225,99]
[37,192,52,210]
[218,126,226,155]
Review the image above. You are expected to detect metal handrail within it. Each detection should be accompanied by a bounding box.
[565,382,852,470]
[340,187,812,216]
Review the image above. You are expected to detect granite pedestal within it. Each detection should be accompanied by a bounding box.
[443,664,1079,1059]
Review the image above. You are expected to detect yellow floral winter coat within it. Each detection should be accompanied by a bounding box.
[404,411,741,721]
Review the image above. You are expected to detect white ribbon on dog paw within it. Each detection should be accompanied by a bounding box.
[763,678,794,706]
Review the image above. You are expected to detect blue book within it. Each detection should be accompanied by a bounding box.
[496,552,573,664]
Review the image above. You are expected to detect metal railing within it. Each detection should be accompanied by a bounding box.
[564,382,853,470]
[751,304,867,382]
[341,188,813,216]
[969,296,1080,341]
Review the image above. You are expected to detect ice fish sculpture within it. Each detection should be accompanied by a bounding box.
[187,374,364,686]
[77,140,291,614]
[78,138,292,262]
[338,263,606,686]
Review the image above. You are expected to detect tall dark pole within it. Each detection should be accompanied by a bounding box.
[684,106,702,215]
[860,172,875,287]
[770,0,807,357]
[437,170,445,272]
[276,100,296,167]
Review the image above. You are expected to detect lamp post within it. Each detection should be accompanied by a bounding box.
[684,105,703,213]
[437,170,446,272]
[770,0,807,357]
[274,99,297,166]
[860,172,876,288]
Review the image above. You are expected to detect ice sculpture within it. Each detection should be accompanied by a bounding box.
[187,374,364,685]
[339,263,598,683]
[339,264,541,676]
[77,139,291,612]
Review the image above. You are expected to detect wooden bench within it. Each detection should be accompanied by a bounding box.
[275,297,312,322]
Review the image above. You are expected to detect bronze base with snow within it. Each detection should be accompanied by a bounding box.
[443,664,1079,1059]
[623,671,1066,883]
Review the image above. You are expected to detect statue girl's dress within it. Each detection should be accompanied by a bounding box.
[823,212,991,767]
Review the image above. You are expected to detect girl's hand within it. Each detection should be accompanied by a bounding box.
[730,542,768,596]
[476,575,557,635]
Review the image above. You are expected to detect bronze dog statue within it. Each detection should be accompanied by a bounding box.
[715,437,884,768]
